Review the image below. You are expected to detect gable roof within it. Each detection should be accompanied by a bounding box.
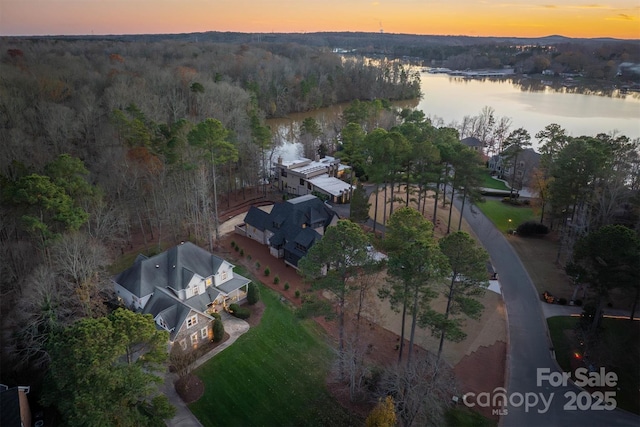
[461,136,483,147]
[244,195,337,266]
[113,242,226,298]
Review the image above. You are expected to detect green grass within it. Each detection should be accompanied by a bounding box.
[189,284,360,426]
[479,173,510,191]
[445,407,497,427]
[547,316,578,371]
[476,200,536,232]
[547,316,640,414]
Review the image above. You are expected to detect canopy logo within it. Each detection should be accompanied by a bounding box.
[463,367,618,415]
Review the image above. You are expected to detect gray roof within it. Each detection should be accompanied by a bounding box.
[113,242,226,298]
[0,387,22,427]
[143,287,194,341]
[461,136,483,147]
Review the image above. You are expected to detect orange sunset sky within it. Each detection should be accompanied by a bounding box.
[2,0,639,39]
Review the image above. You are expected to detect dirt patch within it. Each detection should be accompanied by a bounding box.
[509,233,575,300]
[245,300,266,327]
[175,374,205,404]
[453,341,507,421]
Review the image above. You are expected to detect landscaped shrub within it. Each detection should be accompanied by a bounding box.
[294,290,300,298]
[284,282,290,291]
[247,254,252,261]
[516,221,550,237]
[234,245,239,252]
[210,312,221,321]
[273,275,280,285]
[231,240,236,248]
[264,267,270,277]
[255,261,261,269]
[239,249,244,256]
[212,318,225,342]
[247,282,260,305]
[228,303,251,319]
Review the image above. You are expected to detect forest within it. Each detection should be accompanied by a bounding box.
[1,34,638,425]
[0,36,421,423]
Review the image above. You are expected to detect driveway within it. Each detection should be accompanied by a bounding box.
[163,315,250,427]
[455,197,640,426]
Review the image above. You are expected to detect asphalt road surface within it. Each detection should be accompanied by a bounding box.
[456,199,640,427]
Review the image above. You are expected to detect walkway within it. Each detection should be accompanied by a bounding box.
[163,315,250,427]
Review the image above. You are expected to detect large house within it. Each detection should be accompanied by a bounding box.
[112,242,251,350]
[488,147,540,191]
[274,155,353,204]
[238,194,339,268]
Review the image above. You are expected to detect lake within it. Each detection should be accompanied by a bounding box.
[417,72,640,147]
[268,72,640,159]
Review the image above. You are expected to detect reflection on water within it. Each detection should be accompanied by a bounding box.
[266,73,639,157]
[418,73,640,143]
[266,98,419,161]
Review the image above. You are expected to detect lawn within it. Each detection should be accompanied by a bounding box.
[547,316,640,415]
[476,199,536,233]
[479,173,511,191]
[189,284,360,426]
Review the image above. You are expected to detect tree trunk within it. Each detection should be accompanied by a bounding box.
[458,189,467,231]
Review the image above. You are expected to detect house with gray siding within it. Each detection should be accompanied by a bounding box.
[112,242,250,350]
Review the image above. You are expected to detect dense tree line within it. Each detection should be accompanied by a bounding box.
[0,37,420,423]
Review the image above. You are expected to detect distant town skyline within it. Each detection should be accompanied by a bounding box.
[2,0,639,39]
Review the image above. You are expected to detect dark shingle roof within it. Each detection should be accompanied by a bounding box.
[143,287,195,341]
[461,136,483,147]
[114,242,225,298]
[0,387,22,427]
[244,195,338,267]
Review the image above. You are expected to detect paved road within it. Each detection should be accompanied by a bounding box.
[455,198,640,427]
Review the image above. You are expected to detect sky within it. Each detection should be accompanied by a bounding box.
[1,0,639,39]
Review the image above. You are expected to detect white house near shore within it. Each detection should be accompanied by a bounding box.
[274,155,354,204]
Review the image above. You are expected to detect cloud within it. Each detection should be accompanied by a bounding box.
[612,13,637,21]
[543,5,557,9]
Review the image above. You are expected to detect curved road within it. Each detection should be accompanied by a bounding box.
[456,199,640,426]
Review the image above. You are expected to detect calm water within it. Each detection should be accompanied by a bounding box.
[418,73,640,146]
[268,73,640,159]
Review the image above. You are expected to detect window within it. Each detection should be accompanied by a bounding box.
[516,170,523,177]
[281,168,287,177]
[205,277,212,287]
[307,182,312,190]
[201,327,208,339]
[192,286,200,296]
[158,317,167,329]
[221,271,228,281]
[300,178,305,186]
[519,161,525,168]
[190,332,198,345]
[180,339,187,350]
[187,315,198,328]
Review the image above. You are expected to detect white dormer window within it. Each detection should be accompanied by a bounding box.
[221,271,228,281]
[158,317,168,330]
[187,315,198,328]
[193,285,200,296]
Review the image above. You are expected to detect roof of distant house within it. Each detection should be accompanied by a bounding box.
[461,136,483,147]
